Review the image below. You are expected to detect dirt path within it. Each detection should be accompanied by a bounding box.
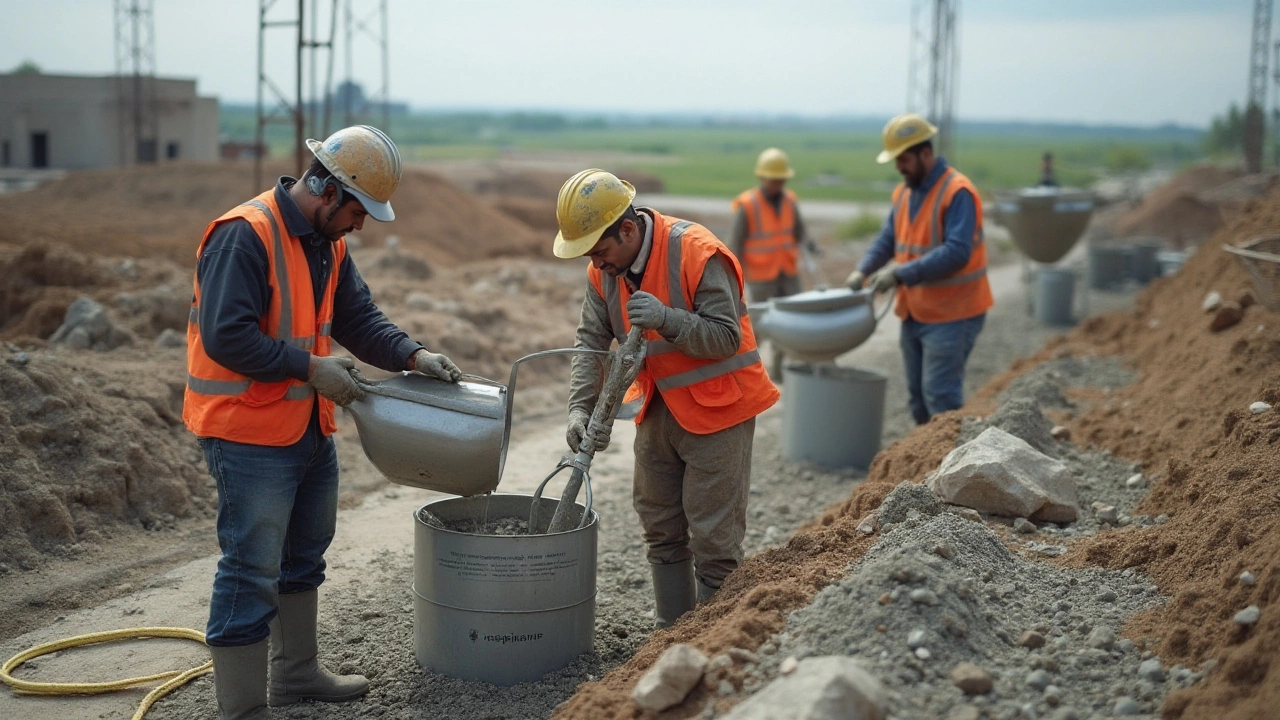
[0,253,1138,720]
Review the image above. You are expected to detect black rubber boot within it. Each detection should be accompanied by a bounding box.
[268,590,369,706]
[210,640,270,720]
[651,559,696,629]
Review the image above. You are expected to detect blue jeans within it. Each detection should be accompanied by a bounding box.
[899,314,985,425]
[199,417,339,647]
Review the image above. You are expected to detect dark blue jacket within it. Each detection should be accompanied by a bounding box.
[196,177,421,384]
[857,158,978,287]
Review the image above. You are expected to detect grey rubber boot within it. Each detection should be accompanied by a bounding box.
[696,577,719,603]
[651,559,696,629]
[209,640,270,720]
[268,590,369,706]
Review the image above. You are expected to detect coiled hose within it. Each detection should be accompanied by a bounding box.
[1,627,210,720]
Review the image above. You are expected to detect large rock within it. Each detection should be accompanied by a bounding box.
[49,296,131,351]
[927,427,1078,522]
[724,656,888,720]
[631,643,708,713]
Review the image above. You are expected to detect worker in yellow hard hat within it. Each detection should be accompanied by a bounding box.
[554,169,779,628]
[730,147,821,378]
[186,125,464,719]
[845,113,992,425]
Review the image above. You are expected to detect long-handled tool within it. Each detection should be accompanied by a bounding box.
[529,326,647,534]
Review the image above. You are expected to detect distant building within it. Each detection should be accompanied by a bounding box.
[0,72,218,169]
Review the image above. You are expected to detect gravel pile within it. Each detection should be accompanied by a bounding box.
[736,485,1201,719]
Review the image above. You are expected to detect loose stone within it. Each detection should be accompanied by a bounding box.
[1014,518,1037,534]
[1026,668,1053,690]
[951,663,993,695]
[1018,630,1047,649]
[1234,605,1261,626]
[1249,401,1271,415]
[1137,658,1165,683]
[1113,696,1141,715]
[1240,571,1257,586]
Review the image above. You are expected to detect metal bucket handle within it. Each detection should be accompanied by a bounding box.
[528,454,594,531]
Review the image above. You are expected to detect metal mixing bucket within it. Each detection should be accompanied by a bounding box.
[991,188,1095,264]
[344,346,614,496]
[413,494,597,686]
[749,287,889,364]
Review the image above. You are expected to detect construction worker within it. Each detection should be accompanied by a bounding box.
[555,169,779,628]
[729,147,819,303]
[730,147,820,378]
[845,114,992,425]
[185,125,462,719]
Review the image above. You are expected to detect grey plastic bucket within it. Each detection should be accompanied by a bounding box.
[1034,267,1076,326]
[1128,240,1162,284]
[413,494,597,686]
[1088,245,1130,290]
[782,364,886,470]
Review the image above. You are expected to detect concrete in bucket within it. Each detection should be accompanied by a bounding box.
[990,188,1095,264]
[413,494,597,686]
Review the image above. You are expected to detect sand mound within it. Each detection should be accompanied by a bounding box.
[1111,164,1245,248]
[0,161,545,269]
[0,347,211,572]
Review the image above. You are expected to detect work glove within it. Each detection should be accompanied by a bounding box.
[869,267,900,294]
[626,291,669,331]
[309,355,364,406]
[845,270,866,289]
[411,349,462,383]
[566,409,611,453]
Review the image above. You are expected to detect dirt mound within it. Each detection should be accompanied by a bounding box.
[0,347,211,572]
[1111,164,1245,248]
[0,242,193,346]
[0,161,545,268]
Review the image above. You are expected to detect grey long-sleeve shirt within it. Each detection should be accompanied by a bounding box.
[727,190,815,263]
[568,210,743,417]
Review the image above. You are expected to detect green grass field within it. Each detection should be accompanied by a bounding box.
[221,109,1205,202]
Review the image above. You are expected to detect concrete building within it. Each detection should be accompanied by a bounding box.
[0,72,218,169]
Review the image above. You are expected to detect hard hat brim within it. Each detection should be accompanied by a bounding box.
[755,169,796,180]
[876,148,897,164]
[553,224,608,259]
[345,185,395,222]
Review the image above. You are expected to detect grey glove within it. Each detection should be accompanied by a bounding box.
[308,355,364,406]
[411,349,462,382]
[626,291,669,331]
[845,270,866,289]
[870,268,899,293]
[566,409,610,453]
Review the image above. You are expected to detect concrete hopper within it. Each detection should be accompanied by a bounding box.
[990,188,1096,264]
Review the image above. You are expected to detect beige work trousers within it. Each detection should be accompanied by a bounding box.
[632,393,755,588]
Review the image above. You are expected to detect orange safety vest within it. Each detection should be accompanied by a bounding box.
[732,188,799,282]
[183,189,346,446]
[891,167,993,324]
[588,210,780,435]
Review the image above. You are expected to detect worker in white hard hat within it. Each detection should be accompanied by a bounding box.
[730,147,821,378]
[845,114,992,425]
[185,125,463,719]
[554,169,779,629]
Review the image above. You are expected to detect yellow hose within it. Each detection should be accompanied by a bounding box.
[1,627,211,720]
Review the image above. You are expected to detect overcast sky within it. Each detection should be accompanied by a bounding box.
[0,1,1254,127]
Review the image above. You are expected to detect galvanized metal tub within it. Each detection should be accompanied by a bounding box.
[413,494,597,686]
[1128,239,1163,284]
[750,288,879,364]
[1088,245,1131,290]
[344,373,507,496]
[782,364,886,470]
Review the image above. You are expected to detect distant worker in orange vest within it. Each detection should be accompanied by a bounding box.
[185,125,463,720]
[730,147,820,377]
[554,169,780,628]
[845,114,992,425]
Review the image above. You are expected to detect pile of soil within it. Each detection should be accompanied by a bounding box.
[0,161,546,269]
[0,346,211,571]
[1112,164,1245,248]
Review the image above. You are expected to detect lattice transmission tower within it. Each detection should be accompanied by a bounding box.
[1246,0,1272,173]
[906,0,958,160]
[114,0,158,165]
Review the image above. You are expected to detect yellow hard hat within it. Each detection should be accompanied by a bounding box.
[305,125,403,221]
[754,147,794,179]
[876,114,938,164]
[553,169,637,259]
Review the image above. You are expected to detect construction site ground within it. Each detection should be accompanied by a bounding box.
[0,161,1274,720]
